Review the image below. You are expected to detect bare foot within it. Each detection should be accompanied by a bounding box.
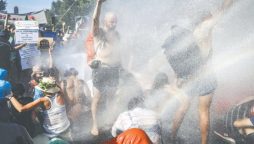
[91,125,99,136]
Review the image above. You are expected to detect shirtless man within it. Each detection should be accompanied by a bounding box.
[162,0,234,143]
[89,0,121,135]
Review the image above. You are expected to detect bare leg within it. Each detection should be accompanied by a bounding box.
[199,94,213,144]
[171,97,190,141]
[91,87,100,136]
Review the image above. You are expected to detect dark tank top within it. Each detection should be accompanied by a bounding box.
[163,26,203,79]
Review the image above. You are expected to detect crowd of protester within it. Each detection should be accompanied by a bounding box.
[0,0,254,144]
[0,9,156,144]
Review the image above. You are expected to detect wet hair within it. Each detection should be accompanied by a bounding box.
[47,67,60,81]
[128,96,144,110]
[152,72,169,89]
[104,12,117,21]
[31,65,44,83]
[12,83,25,98]
[64,68,78,77]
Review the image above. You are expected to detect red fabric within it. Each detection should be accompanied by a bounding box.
[85,32,95,64]
[103,128,152,144]
[28,15,35,20]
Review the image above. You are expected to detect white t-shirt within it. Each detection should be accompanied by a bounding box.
[111,107,162,144]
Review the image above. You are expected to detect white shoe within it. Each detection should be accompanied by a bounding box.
[214,131,236,144]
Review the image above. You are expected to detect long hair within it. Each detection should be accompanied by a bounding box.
[152,72,169,90]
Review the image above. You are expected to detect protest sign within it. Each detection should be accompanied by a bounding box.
[15,21,39,44]
[0,10,47,24]
[42,31,57,40]
[19,44,41,70]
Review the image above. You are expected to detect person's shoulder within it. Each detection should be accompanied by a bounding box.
[134,108,158,117]
[132,107,154,115]
[117,110,133,120]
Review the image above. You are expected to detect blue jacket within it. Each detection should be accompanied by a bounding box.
[0,68,11,100]
[0,68,8,80]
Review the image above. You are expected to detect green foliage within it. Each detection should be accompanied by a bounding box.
[49,0,95,30]
[38,80,55,91]
[0,0,7,11]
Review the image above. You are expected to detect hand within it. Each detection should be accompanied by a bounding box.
[5,92,13,100]
[89,60,101,69]
[22,43,27,47]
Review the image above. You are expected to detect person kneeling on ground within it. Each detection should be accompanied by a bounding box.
[106,97,162,144]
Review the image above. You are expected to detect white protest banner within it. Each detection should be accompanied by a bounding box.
[15,21,39,44]
[30,10,47,24]
[15,21,38,29]
[0,12,8,21]
[21,57,34,70]
[19,44,41,70]
[15,29,39,44]
[0,10,48,24]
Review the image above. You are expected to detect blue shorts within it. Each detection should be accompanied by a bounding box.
[182,73,217,97]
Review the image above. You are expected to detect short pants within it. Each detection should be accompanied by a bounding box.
[182,72,217,97]
[92,66,120,92]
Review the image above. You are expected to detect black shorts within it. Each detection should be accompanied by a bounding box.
[182,73,217,97]
[92,66,120,91]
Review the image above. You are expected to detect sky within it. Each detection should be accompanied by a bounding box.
[6,0,54,14]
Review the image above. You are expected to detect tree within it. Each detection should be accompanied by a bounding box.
[0,0,7,12]
[49,0,95,30]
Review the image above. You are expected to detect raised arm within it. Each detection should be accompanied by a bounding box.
[8,93,44,112]
[48,42,55,68]
[195,0,234,28]
[92,0,106,35]
[4,14,10,30]
[14,43,27,50]
[213,0,234,19]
